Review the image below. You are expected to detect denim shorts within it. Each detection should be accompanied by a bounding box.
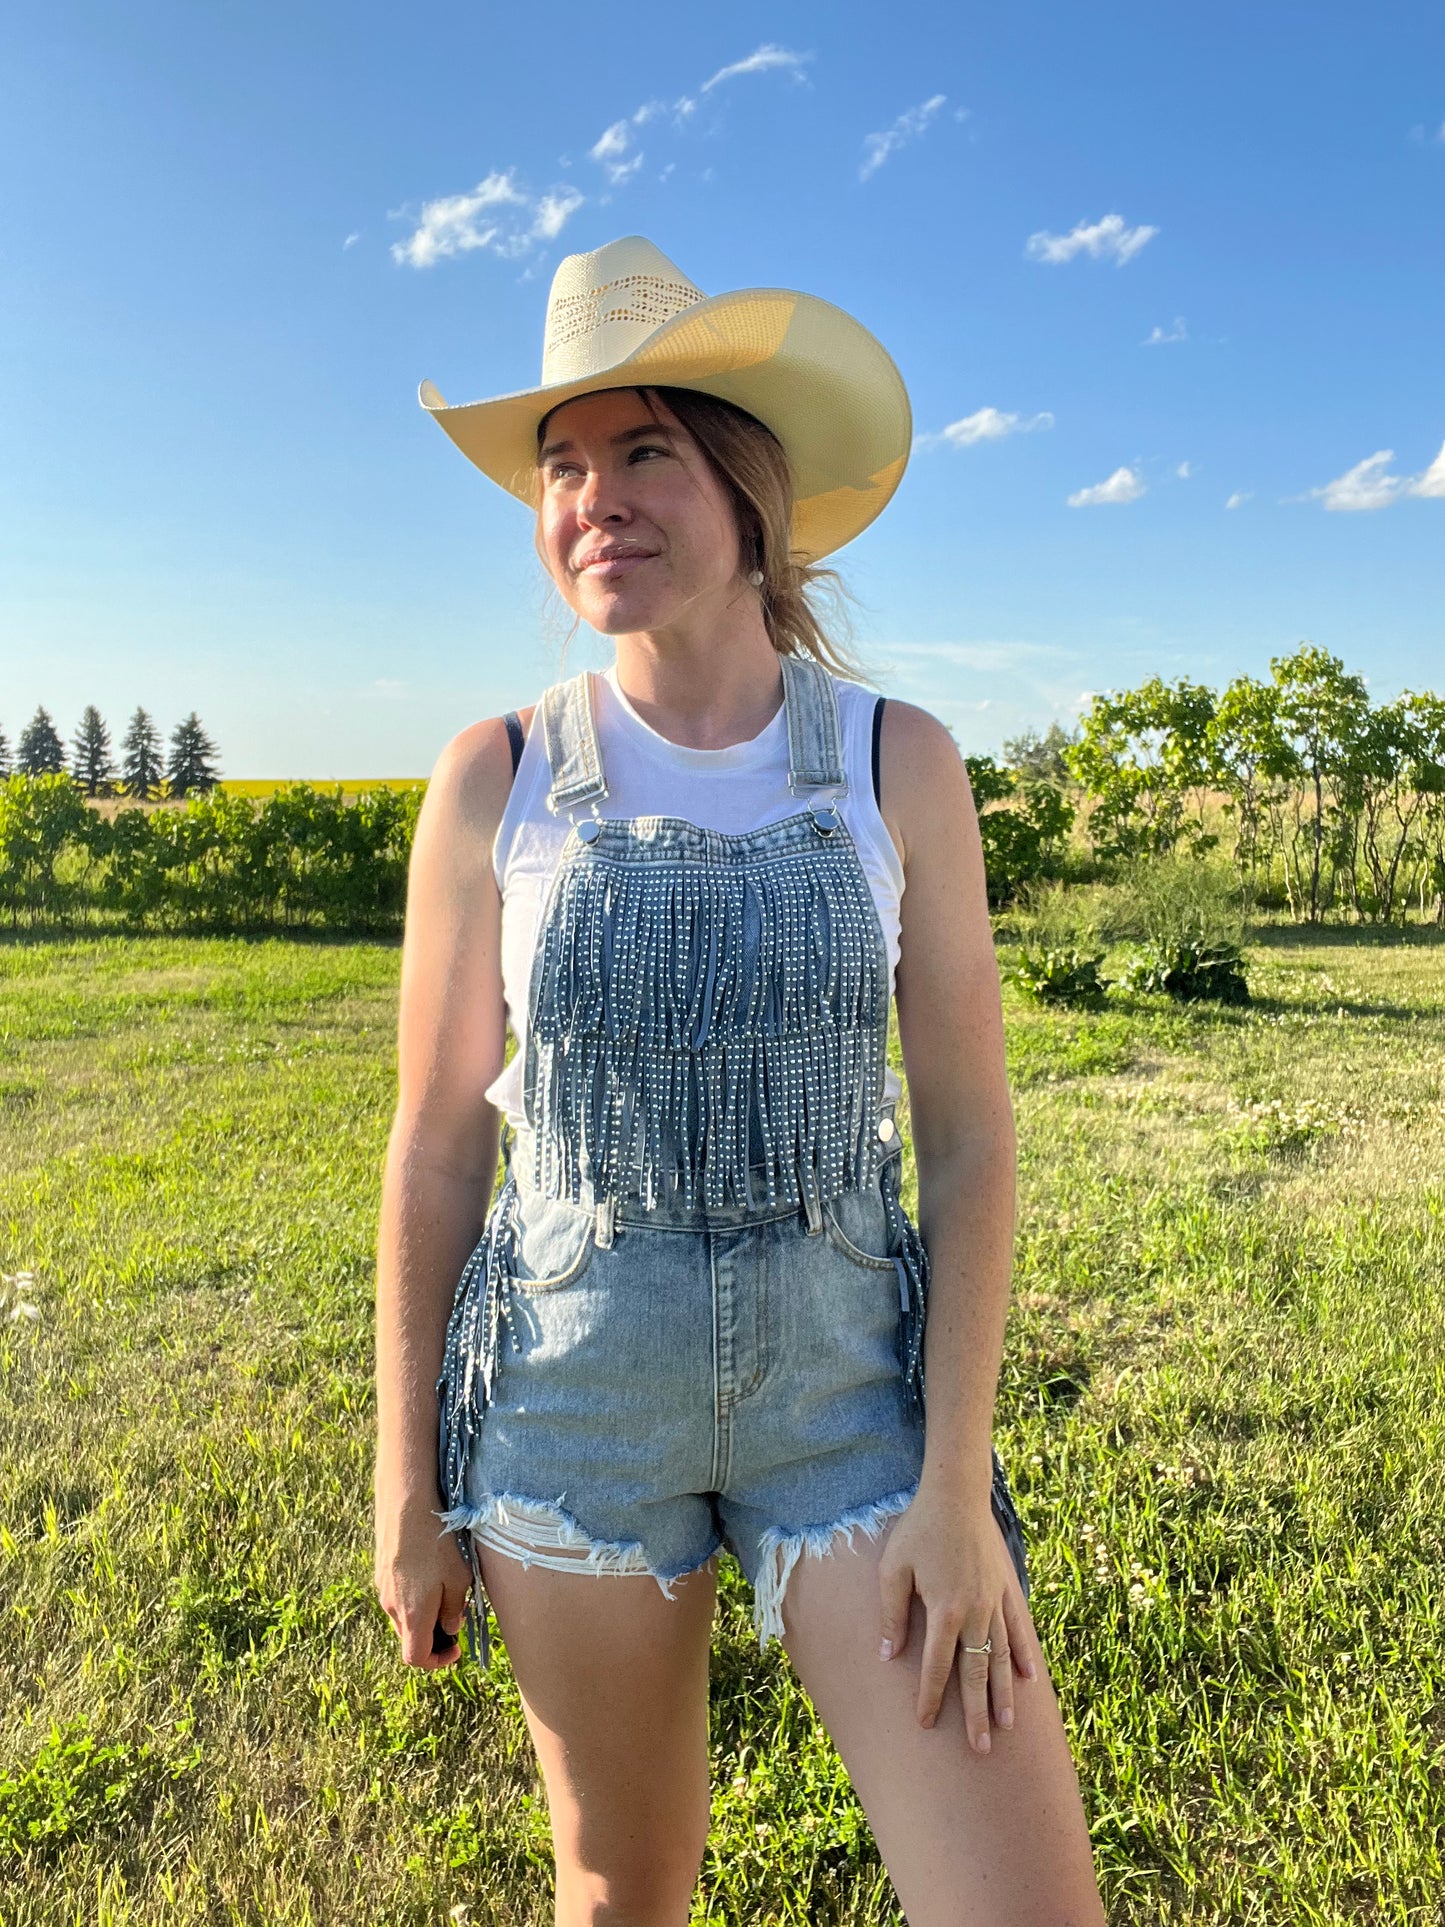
[458,1126,1031,1649]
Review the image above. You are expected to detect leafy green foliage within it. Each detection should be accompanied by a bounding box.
[0,1722,192,1862]
[1009,946,1110,1005]
[1116,936,1250,1003]
[0,775,423,934]
[964,756,1074,906]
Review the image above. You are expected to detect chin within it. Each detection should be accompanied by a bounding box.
[578,591,675,635]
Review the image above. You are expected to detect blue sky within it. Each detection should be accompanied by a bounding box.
[4,1,1443,776]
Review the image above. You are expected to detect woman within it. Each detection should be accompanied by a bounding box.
[374,237,1104,1925]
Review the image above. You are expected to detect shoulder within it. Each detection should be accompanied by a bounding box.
[873,698,977,870]
[411,702,542,883]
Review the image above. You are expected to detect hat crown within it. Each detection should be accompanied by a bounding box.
[541,236,706,386]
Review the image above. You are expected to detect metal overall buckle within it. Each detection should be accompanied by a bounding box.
[789,775,849,838]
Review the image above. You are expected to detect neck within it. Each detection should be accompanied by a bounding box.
[610,595,784,751]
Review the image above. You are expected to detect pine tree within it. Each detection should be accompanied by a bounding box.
[120,707,164,800]
[166,712,221,797]
[17,707,65,775]
[0,723,11,780]
[70,705,115,796]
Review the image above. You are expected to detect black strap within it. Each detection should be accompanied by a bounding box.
[870,696,885,809]
[503,710,524,778]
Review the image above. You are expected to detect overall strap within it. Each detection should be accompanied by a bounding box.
[539,654,846,816]
[541,671,608,815]
[779,652,847,793]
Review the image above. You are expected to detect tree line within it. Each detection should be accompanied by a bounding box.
[0,705,221,799]
[0,643,1439,934]
[1064,644,1445,923]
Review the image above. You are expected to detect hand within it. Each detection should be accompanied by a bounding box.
[373,1487,475,1670]
[877,1481,1042,1751]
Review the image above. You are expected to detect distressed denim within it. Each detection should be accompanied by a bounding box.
[436,655,1029,1662]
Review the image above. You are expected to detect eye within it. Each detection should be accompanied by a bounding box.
[628,442,670,462]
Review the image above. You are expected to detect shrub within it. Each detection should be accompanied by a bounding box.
[1009,946,1110,1005]
[1116,936,1250,1004]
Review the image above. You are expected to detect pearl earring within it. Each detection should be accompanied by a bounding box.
[748,569,765,587]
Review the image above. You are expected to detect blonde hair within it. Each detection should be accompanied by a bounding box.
[535,385,876,685]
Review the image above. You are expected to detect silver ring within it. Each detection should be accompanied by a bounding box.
[962,1638,993,1656]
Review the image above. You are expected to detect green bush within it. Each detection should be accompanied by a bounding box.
[1009,945,1111,1005]
[965,757,1074,907]
[1116,937,1250,1003]
[1,775,423,935]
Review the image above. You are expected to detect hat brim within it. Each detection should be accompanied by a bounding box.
[418,287,911,562]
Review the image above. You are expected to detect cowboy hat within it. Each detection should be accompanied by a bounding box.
[418,235,912,562]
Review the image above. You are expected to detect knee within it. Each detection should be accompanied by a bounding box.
[556,1836,706,1926]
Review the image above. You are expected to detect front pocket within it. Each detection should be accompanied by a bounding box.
[509,1189,598,1294]
[822,1164,899,1272]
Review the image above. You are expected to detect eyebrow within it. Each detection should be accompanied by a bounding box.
[537,423,680,465]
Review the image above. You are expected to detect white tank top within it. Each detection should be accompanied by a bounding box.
[484,660,905,1129]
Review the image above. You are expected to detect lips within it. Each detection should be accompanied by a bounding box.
[576,545,659,576]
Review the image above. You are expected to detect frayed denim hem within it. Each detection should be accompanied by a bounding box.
[440,1491,720,1601]
[751,1481,919,1652]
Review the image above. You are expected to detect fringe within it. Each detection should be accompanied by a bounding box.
[434,1171,522,1668]
[880,1152,929,1423]
[525,843,889,1210]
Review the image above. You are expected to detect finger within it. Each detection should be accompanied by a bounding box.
[915,1610,961,1729]
[1003,1582,1042,1683]
[988,1608,1014,1731]
[957,1622,994,1753]
[400,1601,447,1670]
[878,1559,915,1661]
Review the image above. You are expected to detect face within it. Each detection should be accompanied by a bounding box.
[535,388,745,635]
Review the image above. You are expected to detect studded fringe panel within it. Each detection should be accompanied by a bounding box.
[524,832,890,1211]
[879,1151,929,1423]
[434,1171,522,1668]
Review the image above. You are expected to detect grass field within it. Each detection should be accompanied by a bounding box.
[1,927,1442,1923]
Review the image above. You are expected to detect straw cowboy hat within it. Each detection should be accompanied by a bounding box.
[418,235,912,562]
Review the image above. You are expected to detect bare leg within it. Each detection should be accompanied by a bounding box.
[780,1521,1104,1926]
[479,1543,720,1927]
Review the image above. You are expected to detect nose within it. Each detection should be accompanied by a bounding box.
[575,461,631,530]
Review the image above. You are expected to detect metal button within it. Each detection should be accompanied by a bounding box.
[577,818,601,843]
[877,1116,896,1142]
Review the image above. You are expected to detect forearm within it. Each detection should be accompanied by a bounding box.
[374,1115,501,1506]
[912,1121,1018,1510]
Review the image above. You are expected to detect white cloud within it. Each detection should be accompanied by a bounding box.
[1144,316,1187,345]
[1225,490,1251,510]
[915,406,1054,450]
[701,43,810,92]
[390,169,582,268]
[342,230,362,250]
[588,119,645,185]
[590,121,630,162]
[1176,461,1192,479]
[532,188,585,241]
[1291,439,1445,511]
[1410,438,1445,497]
[860,94,948,181]
[1027,212,1158,266]
[1068,466,1147,507]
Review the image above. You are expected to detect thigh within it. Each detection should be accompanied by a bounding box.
[780,1519,1105,1927]
[480,1543,719,1917]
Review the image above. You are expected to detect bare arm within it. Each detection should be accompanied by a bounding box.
[875,698,1038,1747]
[372,709,523,1668]
[886,700,1017,1513]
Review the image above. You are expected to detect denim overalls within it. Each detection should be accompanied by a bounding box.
[437,654,1028,1664]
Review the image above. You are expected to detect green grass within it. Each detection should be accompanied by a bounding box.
[1,928,1443,1923]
